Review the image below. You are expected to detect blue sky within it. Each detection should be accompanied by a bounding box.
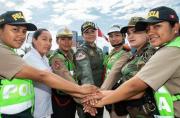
[0,0,180,50]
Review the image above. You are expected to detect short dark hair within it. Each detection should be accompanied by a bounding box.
[33,28,48,40]
[169,21,176,28]
[32,28,49,48]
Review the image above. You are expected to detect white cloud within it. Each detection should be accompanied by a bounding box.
[1,0,179,52]
[5,1,16,7]
[0,0,179,36]
[52,0,100,20]
[50,14,73,26]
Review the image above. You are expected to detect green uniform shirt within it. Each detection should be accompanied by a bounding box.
[74,41,104,87]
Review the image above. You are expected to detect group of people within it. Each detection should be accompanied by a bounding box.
[0,5,179,118]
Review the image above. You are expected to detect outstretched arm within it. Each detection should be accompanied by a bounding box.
[15,65,97,98]
[95,76,148,107]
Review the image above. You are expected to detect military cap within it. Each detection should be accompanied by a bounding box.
[81,21,97,33]
[56,27,73,38]
[121,17,145,33]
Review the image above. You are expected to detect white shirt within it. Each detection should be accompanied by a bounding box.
[23,48,53,118]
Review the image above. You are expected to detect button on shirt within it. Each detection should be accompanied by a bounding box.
[23,48,52,118]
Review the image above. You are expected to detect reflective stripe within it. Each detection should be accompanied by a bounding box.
[154,115,174,118]
[0,100,32,114]
[70,70,74,76]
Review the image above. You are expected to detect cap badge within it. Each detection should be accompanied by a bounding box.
[148,11,159,18]
[11,12,24,21]
[82,22,94,29]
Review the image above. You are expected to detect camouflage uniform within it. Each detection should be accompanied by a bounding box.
[75,41,104,118]
[119,43,157,118]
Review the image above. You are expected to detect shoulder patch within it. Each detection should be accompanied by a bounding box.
[75,51,86,60]
[51,58,64,70]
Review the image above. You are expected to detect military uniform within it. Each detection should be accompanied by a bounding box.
[119,43,157,118]
[49,48,77,118]
[75,41,104,118]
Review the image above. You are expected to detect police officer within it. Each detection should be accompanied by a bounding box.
[0,11,97,118]
[102,25,128,82]
[101,25,130,118]
[94,6,180,118]
[49,27,77,118]
[75,21,104,118]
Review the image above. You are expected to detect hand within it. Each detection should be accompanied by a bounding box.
[82,91,104,105]
[80,84,98,95]
[82,91,104,116]
[83,103,97,116]
[93,99,104,108]
[93,90,113,108]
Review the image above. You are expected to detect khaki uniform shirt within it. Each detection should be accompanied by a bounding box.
[136,47,180,117]
[49,49,75,83]
[0,40,26,80]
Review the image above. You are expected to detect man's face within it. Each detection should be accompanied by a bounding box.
[0,24,27,48]
[82,28,97,43]
[147,21,178,47]
[57,36,72,52]
[108,32,124,46]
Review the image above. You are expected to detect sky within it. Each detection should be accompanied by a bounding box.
[0,0,180,50]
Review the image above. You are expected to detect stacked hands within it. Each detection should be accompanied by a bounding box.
[79,85,111,116]
[82,91,104,116]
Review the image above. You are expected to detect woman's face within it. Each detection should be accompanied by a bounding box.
[127,27,148,49]
[0,24,27,48]
[82,28,97,43]
[108,32,124,46]
[57,36,72,52]
[33,31,52,56]
[147,21,179,47]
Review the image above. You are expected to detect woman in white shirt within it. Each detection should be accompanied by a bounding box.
[23,29,53,118]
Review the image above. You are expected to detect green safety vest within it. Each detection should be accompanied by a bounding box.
[0,44,34,116]
[104,48,125,80]
[154,36,180,117]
